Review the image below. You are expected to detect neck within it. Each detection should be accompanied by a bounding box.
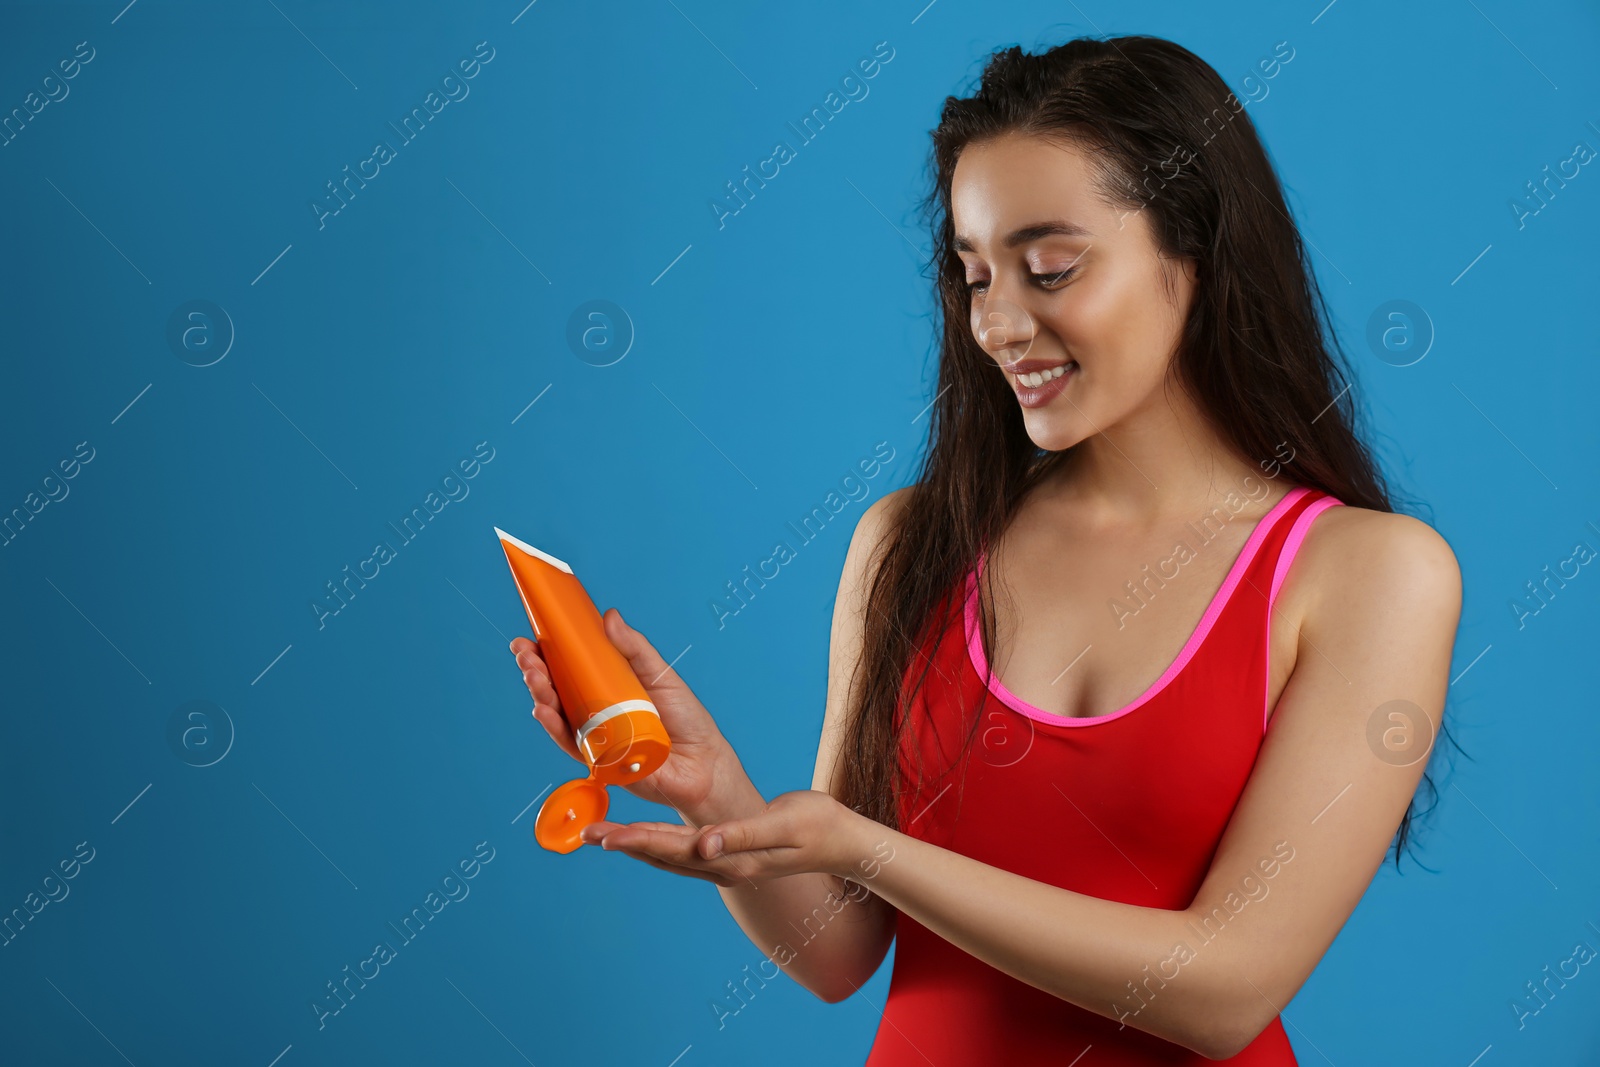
[1043,383,1282,528]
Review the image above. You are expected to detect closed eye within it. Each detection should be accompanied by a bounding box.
[966,266,1079,295]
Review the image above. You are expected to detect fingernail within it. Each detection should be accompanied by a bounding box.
[705,833,723,854]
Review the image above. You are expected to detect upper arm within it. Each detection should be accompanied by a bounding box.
[795,486,911,988]
[1188,506,1462,1054]
[812,486,912,800]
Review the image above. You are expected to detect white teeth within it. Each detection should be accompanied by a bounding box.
[1019,364,1071,388]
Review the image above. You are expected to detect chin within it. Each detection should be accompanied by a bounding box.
[1019,409,1088,452]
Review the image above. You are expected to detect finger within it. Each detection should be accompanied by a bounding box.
[579,820,689,845]
[590,823,706,860]
[603,846,738,887]
[515,648,553,686]
[602,608,689,697]
[508,639,586,765]
[616,820,696,834]
[699,811,795,860]
[601,824,764,886]
[578,820,729,881]
[514,654,579,760]
[521,661,561,711]
[578,819,630,840]
[531,703,583,763]
[511,641,571,724]
[513,643,553,684]
[592,828,755,888]
[597,824,767,888]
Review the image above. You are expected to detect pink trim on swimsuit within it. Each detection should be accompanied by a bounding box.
[1261,494,1345,733]
[964,486,1313,728]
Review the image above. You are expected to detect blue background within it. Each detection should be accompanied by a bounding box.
[2,0,1597,1063]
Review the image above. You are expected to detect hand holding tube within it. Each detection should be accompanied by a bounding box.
[509,607,760,827]
[496,525,766,852]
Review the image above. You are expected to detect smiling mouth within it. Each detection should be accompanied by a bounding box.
[1007,361,1078,408]
[1010,363,1074,388]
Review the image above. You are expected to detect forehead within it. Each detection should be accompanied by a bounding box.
[950,133,1112,246]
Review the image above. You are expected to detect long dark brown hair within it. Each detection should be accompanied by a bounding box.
[837,34,1462,872]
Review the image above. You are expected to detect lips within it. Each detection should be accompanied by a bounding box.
[1010,361,1077,409]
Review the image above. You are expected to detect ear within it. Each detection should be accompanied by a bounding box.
[1157,252,1200,314]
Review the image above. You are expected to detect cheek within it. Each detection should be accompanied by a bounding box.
[1046,278,1127,367]
[1067,267,1183,378]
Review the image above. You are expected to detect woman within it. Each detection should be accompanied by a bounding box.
[509,34,1463,1063]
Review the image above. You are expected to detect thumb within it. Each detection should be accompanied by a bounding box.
[698,809,785,859]
[603,609,729,756]
[603,608,687,696]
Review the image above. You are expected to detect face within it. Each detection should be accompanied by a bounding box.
[951,132,1197,451]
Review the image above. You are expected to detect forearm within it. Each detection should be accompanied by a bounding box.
[835,814,1254,1056]
[716,868,887,1003]
[684,770,888,1003]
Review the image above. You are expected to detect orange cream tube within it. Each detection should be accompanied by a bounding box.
[496,527,672,853]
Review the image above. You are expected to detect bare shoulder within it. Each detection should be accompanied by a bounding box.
[832,484,915,659]
[1290,498,1463,641]
[836,486,915,597]
[854,485,915,552]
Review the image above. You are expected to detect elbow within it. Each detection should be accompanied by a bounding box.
[814,949,893,1004]
[782,945,890,1005]
[790,968,867,1005]
[1192,1006,1279,1061]
[1194,1033,1243,1062]
[1170,951,1295,1058]
[815,983,856,1006]
[810,944,900,1005]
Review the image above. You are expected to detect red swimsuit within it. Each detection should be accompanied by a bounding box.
[867,485,1344,1065]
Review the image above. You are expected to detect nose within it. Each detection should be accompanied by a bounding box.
[971,291,1038,363]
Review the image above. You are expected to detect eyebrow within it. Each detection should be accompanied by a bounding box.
[952,220,1091,253]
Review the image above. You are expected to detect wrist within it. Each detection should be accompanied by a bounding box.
[681,747,767,828]
[824,804,881,883]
